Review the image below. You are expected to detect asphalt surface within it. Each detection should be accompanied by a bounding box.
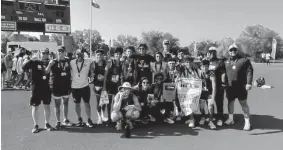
[1,63,283,150]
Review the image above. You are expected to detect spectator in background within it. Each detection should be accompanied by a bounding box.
[261,52,266,63]
[1,52,7,89]
[13,48,26,89]
[4,51,14,83]
[265,52,271,65]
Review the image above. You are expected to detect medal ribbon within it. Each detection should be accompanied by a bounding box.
[76,59,84,76]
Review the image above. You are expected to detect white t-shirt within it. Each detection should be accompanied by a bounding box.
[266,53,271,60]
[70,58,94,89]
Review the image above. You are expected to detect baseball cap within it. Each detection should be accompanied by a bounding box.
[209,47,217,51]
[95,49,104,54]
[163,40,170,45]
[58,46,65,52]
[41,48,49,54]
[228,43,238,51]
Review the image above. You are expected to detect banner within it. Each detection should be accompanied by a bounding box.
[162,83,177,102]
[99,91,109,106]
[177,78,202,116]
[271,38,277,60]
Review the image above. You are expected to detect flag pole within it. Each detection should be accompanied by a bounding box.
[90,0,93,58]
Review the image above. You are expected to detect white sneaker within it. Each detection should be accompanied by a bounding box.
[188,120,195,128]
[217,120,223,126]
[148,115,156,122]
[115,121,122,131]
[101,116,108,122]
[243,122,251,131]
[208,121,216,129]
[225,118,235,125]
[199,117,206,125]
[176,116,182,121]
[164,118,175,124]
[97,118,103,125]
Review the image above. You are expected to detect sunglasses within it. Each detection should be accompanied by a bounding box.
[164,43,169,45]
[229,48,237,52]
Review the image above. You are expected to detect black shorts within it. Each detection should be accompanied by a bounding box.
[107,82,119,95]
[52,82,71,98]
[71,86,91,103]
[226,85,248,101]
[200,91,212,100]
[93,85,103,95]
[30,86,52,106]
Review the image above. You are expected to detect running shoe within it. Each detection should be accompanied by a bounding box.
[54,122,61,130]
[164,118,175,124]
[86,119,95,128]
[199,117,206,125]
[45,123,53,131]
[225,118,235,125]
[216,120,223,126]
[62,119,74,126]
[32,125,39,133]
[208,121,216,129]
[76,117,84,127]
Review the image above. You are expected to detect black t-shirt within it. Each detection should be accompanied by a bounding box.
[135,54,154,83]
[50,59,71,87]
[107,59,123,85]
[209,59,225,87]
[22,60,50,88]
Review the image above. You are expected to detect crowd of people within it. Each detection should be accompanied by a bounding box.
[1,39,254,134]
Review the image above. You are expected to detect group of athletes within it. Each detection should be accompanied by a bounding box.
[22,39,254,133]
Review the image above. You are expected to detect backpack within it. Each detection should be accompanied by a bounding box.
[255,77,265,87]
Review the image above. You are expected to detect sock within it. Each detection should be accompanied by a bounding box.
[244,118,250,124]
[229,114,234,120]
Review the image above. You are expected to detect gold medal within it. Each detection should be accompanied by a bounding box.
[61,72,66,76]
[42,76,46,80]
[232,65,236,70]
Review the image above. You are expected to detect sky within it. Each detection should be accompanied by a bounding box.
[32,0,283,46]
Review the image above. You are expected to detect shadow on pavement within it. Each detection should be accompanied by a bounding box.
[59,114,283,137]
[218,114,283,135]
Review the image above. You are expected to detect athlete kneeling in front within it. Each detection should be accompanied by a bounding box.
[111,82,142,130]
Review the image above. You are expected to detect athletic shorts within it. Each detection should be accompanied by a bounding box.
[200,91,212,100]
[107,82,119,95]
[71,86,91,103]
[52,83,71,98]
[30,86,52,106]
[93,85,103,95]
[226,85,248,101]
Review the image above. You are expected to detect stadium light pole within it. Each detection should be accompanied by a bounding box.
[90,0,93,58]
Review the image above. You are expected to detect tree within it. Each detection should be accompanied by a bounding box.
[112,34,138,48]
[1,32,13,53]
[140,30,180,55]
[237,24,283,59]
[71,29,103,55]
